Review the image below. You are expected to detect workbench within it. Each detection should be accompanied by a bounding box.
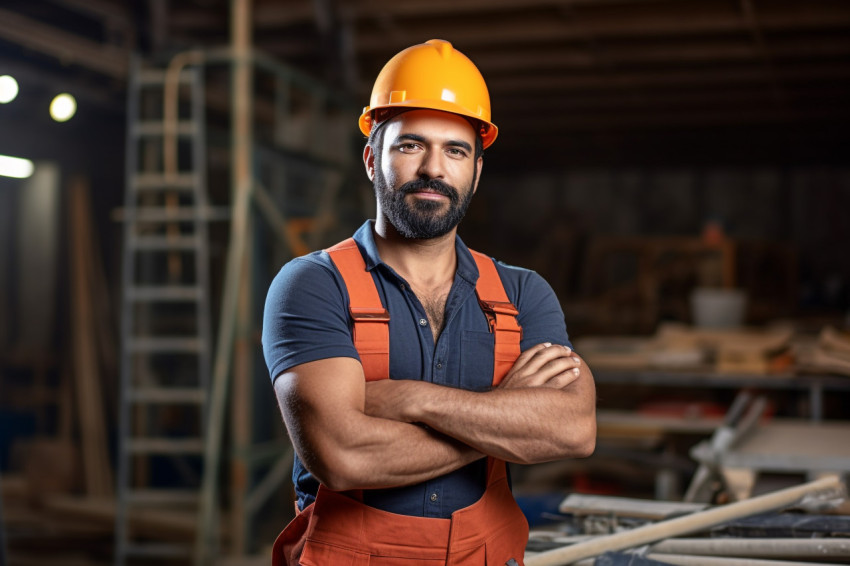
[691,420,850,477]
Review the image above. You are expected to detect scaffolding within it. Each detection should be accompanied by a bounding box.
[116,3,363,562]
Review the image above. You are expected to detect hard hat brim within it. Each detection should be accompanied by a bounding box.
[359,101,498,149]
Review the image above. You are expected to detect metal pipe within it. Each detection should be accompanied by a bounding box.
[651,537,850,559]
[163,50,204,179]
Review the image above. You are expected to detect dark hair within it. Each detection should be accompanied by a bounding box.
[366,113,485,161]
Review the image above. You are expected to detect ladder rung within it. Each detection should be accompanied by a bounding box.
[127,387,206,404]
[126,207,204,222]
[127,285,202,300]
[133,172,196,190]
[136,120,197,137]
[131,236,201,251]
[137,68,195,86]
[125,207,230,222]
[126,438,205,455]
[115,206,230,223]
[127,337,203,353]
[125,489,200,505]
[123,542,193,558]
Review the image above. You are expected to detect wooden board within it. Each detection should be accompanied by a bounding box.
[559,494,708,520]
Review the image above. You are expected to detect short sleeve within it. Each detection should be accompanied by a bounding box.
[494,263,573,352]
[262,254,359,382]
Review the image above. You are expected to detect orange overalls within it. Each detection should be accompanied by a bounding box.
[272,238,529,566]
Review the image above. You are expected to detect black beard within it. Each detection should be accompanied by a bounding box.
[375,174,474,239]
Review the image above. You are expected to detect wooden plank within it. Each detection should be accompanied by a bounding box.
[67,175,113,497]
[559,494,708,521]
[525,476,845,566]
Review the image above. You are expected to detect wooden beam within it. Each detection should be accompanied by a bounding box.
[47,0,132,27]
[525,476,845,566]
[486,62,850,94]
[465,37,850,73]
[346,4,850,54]
[349,0,690,20]
[254,1,316,27]
[67,175,113,498]
[496,105,850,132]
[0,7,128,78]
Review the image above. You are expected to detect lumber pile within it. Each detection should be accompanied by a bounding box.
[526,476,848,566]
[576,322,797,375]
[795,327,850,377]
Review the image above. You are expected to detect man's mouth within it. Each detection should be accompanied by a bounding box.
[409,189,448,200]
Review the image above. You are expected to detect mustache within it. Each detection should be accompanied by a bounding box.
[398,178,459,201]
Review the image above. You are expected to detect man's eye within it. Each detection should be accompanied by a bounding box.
[399,143,420,153]
[447,148,466,158]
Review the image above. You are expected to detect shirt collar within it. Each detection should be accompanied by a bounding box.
[351,220,480,284]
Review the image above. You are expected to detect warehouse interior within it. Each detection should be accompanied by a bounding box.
[1,1,850,564]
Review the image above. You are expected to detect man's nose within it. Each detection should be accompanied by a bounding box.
[416,149,445,180]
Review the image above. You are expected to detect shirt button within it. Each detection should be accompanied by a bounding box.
[400,283,405,290]
[436,362,443,369]
[419,318,428,326]
[430,493,438,502]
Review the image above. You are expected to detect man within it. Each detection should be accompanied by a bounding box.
[263,39,596,566]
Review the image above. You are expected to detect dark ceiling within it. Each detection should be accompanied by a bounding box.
[2,0,850,168]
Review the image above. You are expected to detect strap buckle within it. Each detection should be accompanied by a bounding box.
[478,299,520,334]
[350,307,391,322]
[478,300,519,317]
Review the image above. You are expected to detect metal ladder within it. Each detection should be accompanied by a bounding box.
[116,58,212,565]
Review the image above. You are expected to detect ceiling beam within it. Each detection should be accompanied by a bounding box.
[0,55,124,109]
[0,7,129,79]
[347,6,850,53]
[466,37,850,74]
[253,1,316,27]
[348,0,690,20]
[496,105,850,133]
[486,63,850,94]
[48,0,132,27]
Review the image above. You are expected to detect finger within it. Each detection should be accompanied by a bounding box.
[538,367,582,390]
[504,354,580,389]
[501,344,579,389]
[502,343,558,382]
[520,345,578,376]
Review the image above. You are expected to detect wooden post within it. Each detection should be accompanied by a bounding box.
[195,0,254,562]
[229,0,254,556]
[67,175,113,497]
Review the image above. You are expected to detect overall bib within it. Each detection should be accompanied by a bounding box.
[272,239,528,565]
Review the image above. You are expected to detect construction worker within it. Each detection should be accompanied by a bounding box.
[262,39,596,565]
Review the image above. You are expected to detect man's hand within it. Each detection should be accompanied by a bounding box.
[498,343,582,390]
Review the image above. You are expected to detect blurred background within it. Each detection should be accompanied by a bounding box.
[1,1,849,564]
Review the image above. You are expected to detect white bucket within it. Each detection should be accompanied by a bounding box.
[690,287,747,328]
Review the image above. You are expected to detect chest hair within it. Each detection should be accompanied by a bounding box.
[419,290,449,341]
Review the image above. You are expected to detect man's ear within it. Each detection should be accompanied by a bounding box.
[472,156,483,194]
[363,144,376,181]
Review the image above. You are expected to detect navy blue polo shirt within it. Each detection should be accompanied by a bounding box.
[262,220,571,518]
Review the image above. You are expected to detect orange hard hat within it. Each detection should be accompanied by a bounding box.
[359,39,498,148]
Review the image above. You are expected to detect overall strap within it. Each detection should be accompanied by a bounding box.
[469,250,522,387]
[326,238,390,381]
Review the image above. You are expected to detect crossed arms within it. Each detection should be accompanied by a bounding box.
[273,342,596,492]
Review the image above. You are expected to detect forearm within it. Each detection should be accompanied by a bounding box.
[370,372,596,465]
[274,357,484,493]
[307,412,484,490]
